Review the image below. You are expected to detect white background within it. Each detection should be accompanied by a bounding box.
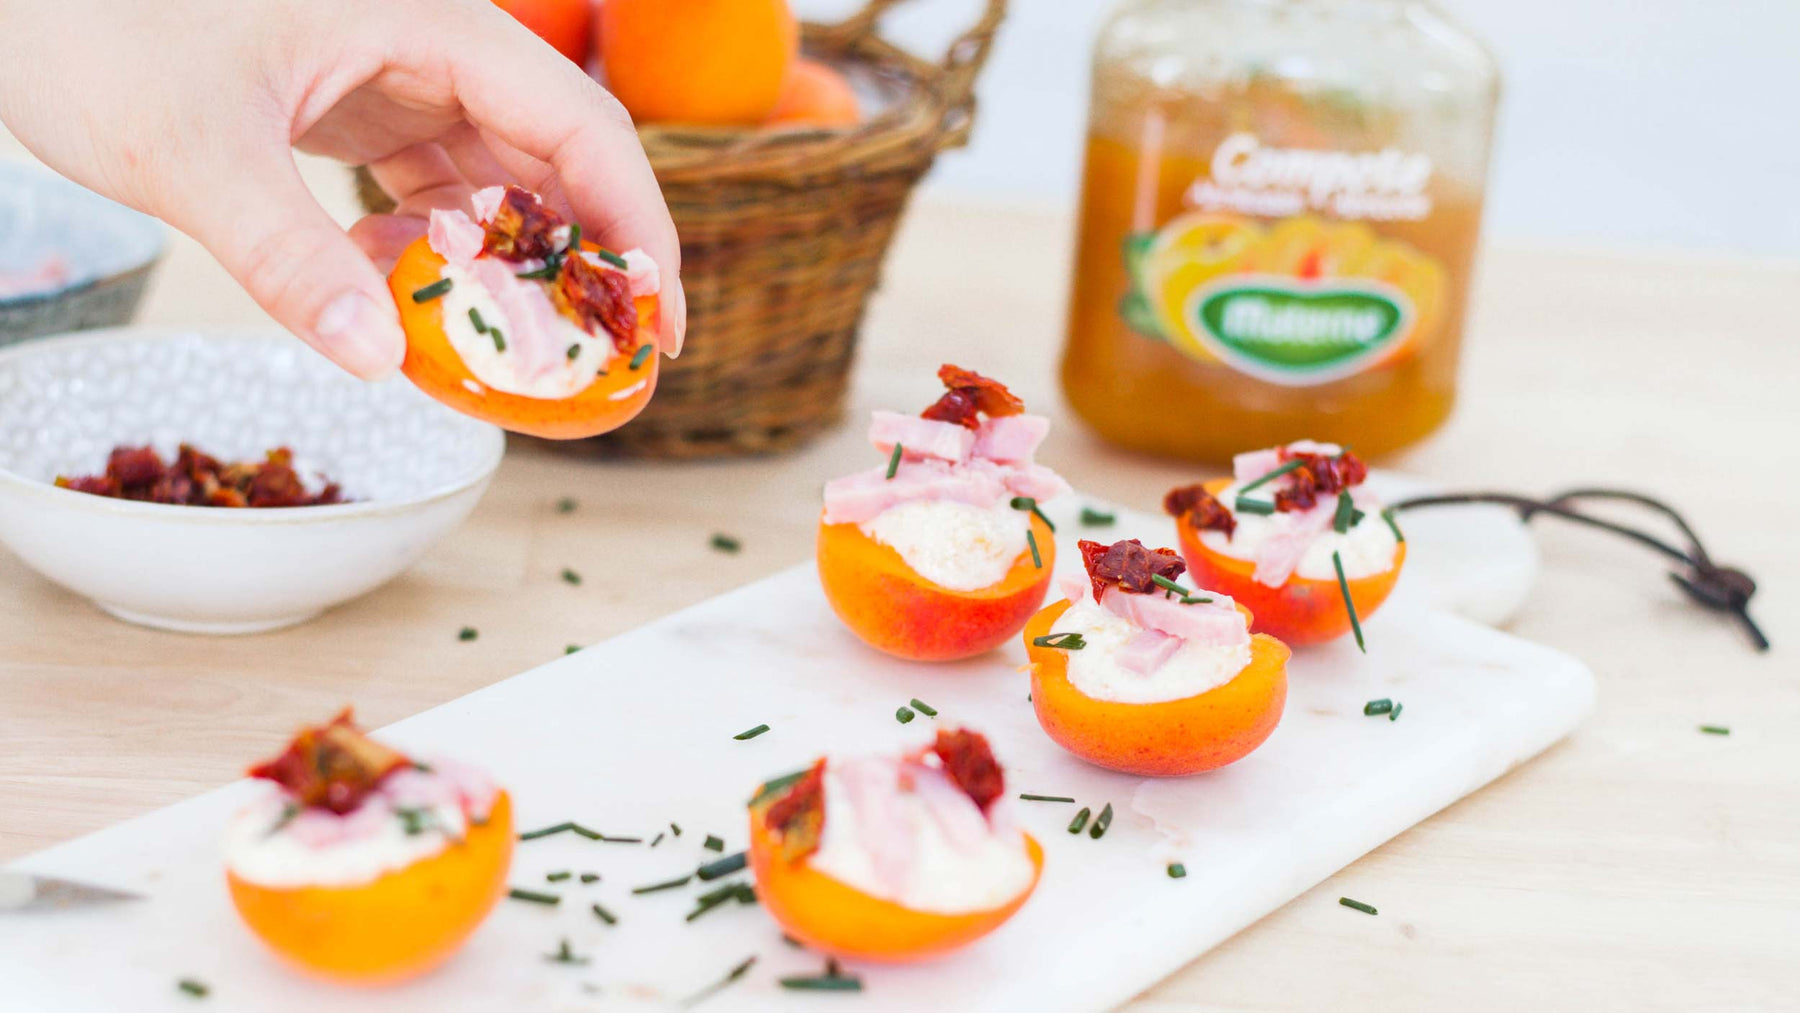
[802,0,1800,257]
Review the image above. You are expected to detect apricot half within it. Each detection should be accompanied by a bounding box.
[1175,478,1405,647]
[226,791,514,986]
[1025,601,1289,776]
[747,798,1042,962]
[388,237,659,440]
[817,512,1055,661]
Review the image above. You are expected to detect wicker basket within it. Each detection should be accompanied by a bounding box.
[356,0,1006,458]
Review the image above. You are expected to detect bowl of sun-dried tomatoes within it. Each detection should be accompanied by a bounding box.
[0,326,505,633]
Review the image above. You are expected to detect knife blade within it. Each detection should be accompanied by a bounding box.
[0,869,143,911]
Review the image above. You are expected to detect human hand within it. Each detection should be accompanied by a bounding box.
[0,0,684,379]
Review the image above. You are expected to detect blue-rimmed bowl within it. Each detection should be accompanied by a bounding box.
[0,161,166,346]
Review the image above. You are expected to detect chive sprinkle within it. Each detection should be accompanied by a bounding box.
[682,956,756,1008]
[591,901,618,924]
[596,247,628,269]
[519,821,577,841]
[1235,496,1276,515]
[567,343,581,360]
[651,832,666,847]
[734,724,770,741]
[569,824,603,840]
[1010,495,1056,532]
[1080,506,1116,526]
[458,626,478,641]
[1167,863,1187,879]
[557,496,578,513]
[580,872,600,884]
[410,278,453,302]
[1381,506,1406,543]
[748,768,808,806]
[710,533,742,553]
[697,851,747,881]
[545,938,589,965]
[1700,725,1731,735]
[1334,490,1357,534]
[507,887,561,905]
[490,328,506,353]
[598,834,643,844]
[1363,698,1393,716]
[546,870,572,882]
[515,262,561,280]
[1027,529,1043,569]
[630,343,653,370]
[1032,631,1086,650]
[631,875,692,895]
[177,978,208,998]
[779,975,864,992]
[1151,574,1193,598]
[1090,802,1115,839]
[468,307,488,333]
[1339,897,1378,916]
[704,834,726,852]
[1239,457,1306,494]
[561,567,582,585]
[1068,807,1091,834]
[1390,702,1403,721]
[565,224,582,254]
[1018,793,1076,803]
[1333,551,1366,652]
[566,644,581,655]
[671,823,683,837]
[885,442,904,480]
[910,698,937,717]
[896,706,915,724]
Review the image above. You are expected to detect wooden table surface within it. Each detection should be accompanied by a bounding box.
[2,155,1796,1010]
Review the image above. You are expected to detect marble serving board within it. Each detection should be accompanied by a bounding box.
[0,491,1592,1013]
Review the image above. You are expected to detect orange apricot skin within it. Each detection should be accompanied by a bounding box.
[225,791,514,986]
[388,237,659,440]
[766,59,861,128]
[748,801,1042,962]
[816,511,1055,661]
[1175,478,1406,647]
[1025,600,1290,776]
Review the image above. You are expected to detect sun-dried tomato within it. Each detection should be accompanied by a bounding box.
[762,760,826,861]
[933,728,1005,813]
[482,185,566,263]
[554,252,638,351]
[247,709,410,815]
[1079,538,1187,600]
[1164,484,1237,537]
[56,444,344,508]
[1272,449,1369,513]
[921,364,1026,429]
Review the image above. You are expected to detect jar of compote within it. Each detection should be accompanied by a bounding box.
[1062,0,1499,462]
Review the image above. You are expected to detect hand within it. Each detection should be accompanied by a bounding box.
[0,0,685,379]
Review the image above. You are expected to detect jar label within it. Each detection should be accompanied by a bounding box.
[1121,212,1445,386]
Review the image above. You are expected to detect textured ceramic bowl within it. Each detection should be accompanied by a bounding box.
[0,327,505,633]
[0,161,166,346]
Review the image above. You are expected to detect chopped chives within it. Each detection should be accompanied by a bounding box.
[1339,896,1378,915]
[1010,495,1056,532]
[592,901,617,924]
[569,824,603,840]
[651,832,666,847]
[596,247,628,269]
[410,278,453,302]
[1333,551,1366,653]
[1389,702,1403,721]
[1700,725,1730,735]
[566,644,581,655]
[1080,506,1116,526]
[177,978,208,998]
[468,307,488,333]
[1068,807,1091,834]
[781,934,804,948]
[1018,793,1076,803]
[1026,529,1043,568]
[1167,863,1187,879]
[682,956,756,1008]
[490,328,506,352]
[546,870,572,882]
[567,343,581,360]
[629,343,653,370]
[733,724,770,741]
[396,807,430,835]
[671,822,683,837]
[519,821,576,841]
[896,706,915,724]
[748,768,808,806]
[557,497,578,513]
[1238,457,1306,494]
[779,975,864,992]
[1333,491,1356,534]
[545,938,589,965]
[1381,506,1406,543]
[515,262,561,280]
[580,872,600,884]
[561,567,582,585]
[598,834,642,844]
[565,224,582,254]
[710,533,742,553]
[697,851,747,881]
[1089,802,1114,839]
[458,626,478,641]
[1032,631,1086,650]
[631,874,692,895]
[1151,574,1192,598]
[885,443,904,480]
[686,881,756,922]
[1363,698,1393,716]
[704,834,726,852]
[507,887,561,905]
[910,698,937,717]
[1235,497,1276,515]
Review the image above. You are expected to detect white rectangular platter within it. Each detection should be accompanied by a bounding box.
[0,501,1594,1012]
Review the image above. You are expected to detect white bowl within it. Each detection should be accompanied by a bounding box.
[0,327,504,633]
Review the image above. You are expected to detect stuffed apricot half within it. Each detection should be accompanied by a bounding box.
[748,728,1042,962]
[1025,539,1290,775]
[1166,441,1405,648]
[387,185,661,440]
[223,710,512,985]
[818,366,1069,661]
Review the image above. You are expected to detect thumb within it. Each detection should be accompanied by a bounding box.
[180,157,406,381]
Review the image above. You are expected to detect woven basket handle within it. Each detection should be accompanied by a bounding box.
[832,0,1008,151]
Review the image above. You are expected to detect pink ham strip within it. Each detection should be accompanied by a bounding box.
[1101,587,1249,649]
[868,411,976,464]
[471,185,506,223]
[993,460,1071,502]
[428,209,485,266]
[1231,439,1344,487]
[832,756,917,891]
[618,249,661,298]
[1117,629,1184,675]
[822,458,1008,525]
[972,414,1050,463]
[468,258,567,385]
[1249,502,1336,587]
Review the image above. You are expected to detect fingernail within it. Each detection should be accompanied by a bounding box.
[315,290,406,380]
[668,278,687,358]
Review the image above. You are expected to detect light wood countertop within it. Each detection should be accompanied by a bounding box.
[1,154,1796,1009]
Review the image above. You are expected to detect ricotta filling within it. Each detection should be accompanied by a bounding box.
[223,761,497,889]
[1050,597,1253,704]
[808,755,1034,915]
[860,498,1031,592]
[437,261,615,400]
[1203,480,1399,581]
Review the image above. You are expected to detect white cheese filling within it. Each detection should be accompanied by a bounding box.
[808,756,1035,915]
[1202,480,1399,580]
[438,262,615,400]
[1050,597,1252,704]
[223,764,496,889]
[860,499,1031,592]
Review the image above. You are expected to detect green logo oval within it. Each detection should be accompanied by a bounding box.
[1190,276,1413,386]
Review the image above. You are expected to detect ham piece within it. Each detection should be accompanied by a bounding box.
[822,410,1066,524]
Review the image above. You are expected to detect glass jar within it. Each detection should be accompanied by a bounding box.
[1062,0,1499,462]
